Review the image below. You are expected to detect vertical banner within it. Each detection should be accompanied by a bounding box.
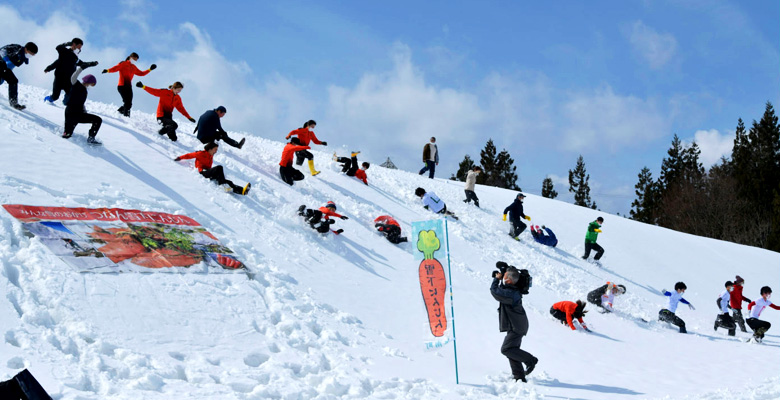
[412,219,459,383]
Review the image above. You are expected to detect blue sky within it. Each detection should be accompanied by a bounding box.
[4,0,779,215]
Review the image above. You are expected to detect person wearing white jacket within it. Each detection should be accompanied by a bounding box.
[463,166,482,207]
[415,187,458,220]
[714,281,736,336]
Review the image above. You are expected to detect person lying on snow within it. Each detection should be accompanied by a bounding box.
[298,201,348,235]
[175,142,251,195]
[530,225,557,247]
[587,281,626,313]
[333,151,369,185]
[374,215,407,244]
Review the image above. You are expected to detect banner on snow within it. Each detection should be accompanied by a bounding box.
[411,219,451,349]
[2,204,245,273]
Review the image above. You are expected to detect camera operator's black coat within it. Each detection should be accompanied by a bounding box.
[491,278,529,335]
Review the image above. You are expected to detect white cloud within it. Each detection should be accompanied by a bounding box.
[628,20,678,69]
[685,129,733,167]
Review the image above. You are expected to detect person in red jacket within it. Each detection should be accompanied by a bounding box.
[297,201,348,234]
[102,52,156,117]
[285,120,328,176]
[333,151,369,185]
[729,275,752,333]
[374,215,407,244]
[279,137,311,186]
[550,300,591,331]
[137,81,195,141]
[174,142,250,195]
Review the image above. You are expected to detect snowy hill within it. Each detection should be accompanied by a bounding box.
[1,84,779,399]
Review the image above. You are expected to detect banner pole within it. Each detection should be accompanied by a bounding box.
[444,219,459,384]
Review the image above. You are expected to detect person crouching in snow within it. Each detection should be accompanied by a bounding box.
[530,225,558,247]
[374,215,407,244]
[175,142,251,195]
[746,286,780,343]
[415,188,458,220]
[279,137,310,186]
[550,300,591,331]
[587,282,626,313]
[298,201,348,235]
[62,66,102,144]
[286,119,327,176]
[333,151,369,185]
[714,281,737,336]
[659,282,694,333]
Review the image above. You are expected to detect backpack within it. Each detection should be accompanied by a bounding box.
[516,269,532,295]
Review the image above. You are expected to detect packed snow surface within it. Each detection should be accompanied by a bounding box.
[1,85,779,399]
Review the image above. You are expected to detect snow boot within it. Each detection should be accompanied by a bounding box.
[525,357,538,376]
[241,183,251,195]
[237,137,246,149]
[332,152,338,161]
[514,375,527,383]
[307,160,320,176]
[44,95,54,104]
[86,136,102,146]
[10,101,25,111]
[351,151,361,157]
[297,205,306,216]
[62,132,73,139]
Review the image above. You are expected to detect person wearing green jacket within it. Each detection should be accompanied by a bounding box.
[582,217,605,263]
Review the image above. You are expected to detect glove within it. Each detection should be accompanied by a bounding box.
[524,216,531,221]
[136,81,144,88]
[188,117,196,123]
[334,229,344,235]
[149,64,157,70]
[688,304,695,311]
[321,141,327,146]
[101,69,108,74]
[595,229,602,233]
[502,214,507,221]
[424,205,429,210]
[340,216,349,220]
[174,157,181,161]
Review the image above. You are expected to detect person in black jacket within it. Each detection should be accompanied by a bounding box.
[491,263,538,383]
[503,193,532,240]
[0,42,38,110]
[62,66,102,144]
[43,39,98,104]
[194,106,245,148]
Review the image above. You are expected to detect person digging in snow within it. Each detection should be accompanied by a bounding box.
[659,282,695,333]
[102,52,155,117]
[374,215,407,244]
[297,201,348,235]
[62,66,102,145]
[503,192,531,240]
[279,137,310,186]
[286,119,327,176]
[137,80,195,141]
[44,38,98,105]
[333,151,369,184]
[175,142,251,195]
[550,300,591,332]
[415,187,458,220]
[714,281,737,336]
[587,281,626,313]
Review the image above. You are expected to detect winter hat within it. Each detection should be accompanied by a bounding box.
[325,201,337,210]
[725,281,734,288]
[516,192,526,198]
[735,275,744,285]
[82,74,96,85]
[216,106,227,113]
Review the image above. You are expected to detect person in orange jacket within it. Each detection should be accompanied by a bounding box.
[137,80,195,141]
[550,300,591,331]
[297,201,348,234]
[285,120,328,176]
[374,215,407,244]
[279,137,311,186]
[174,142,250,195]
[102,52,156,117]
[333,151,369,185]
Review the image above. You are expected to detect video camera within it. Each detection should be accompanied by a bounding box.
[492,261,533,295]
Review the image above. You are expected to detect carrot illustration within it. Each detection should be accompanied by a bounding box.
[417,230,447,337]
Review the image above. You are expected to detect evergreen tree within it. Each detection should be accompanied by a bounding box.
[541,177,558,199]
[479,139,498,186]
[451,155,476,182]
[495,149,521,190]
[659,134,685,194]
[568,155,595,208]
[630,167,658,223]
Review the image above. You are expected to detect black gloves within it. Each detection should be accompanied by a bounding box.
[136,81,144,88]
[334,229,344,234]
[321,141,327,146]
[174,157,181,161]
[188,117,196,123]
[78,61,98,69]
[149,64,157,70]
[340,216,349,220]
[101,69,108,74]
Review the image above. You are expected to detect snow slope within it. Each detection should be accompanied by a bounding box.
[1,84,779,399]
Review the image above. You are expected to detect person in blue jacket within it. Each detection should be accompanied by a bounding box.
[43,38,98,104]
[530,225,557,247]
[194,106,245,149]
[503,193,531,239]
[0,42,38,110]
[659,282,695,333]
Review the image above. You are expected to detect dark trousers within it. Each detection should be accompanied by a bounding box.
[301,208,333,233]
[0,63,19,104]
[64,111,102,136]
[199,130,241,148]
[587,290,605,309]
[378,224,407,244]
[501,331,535,380]
[659,309,687,333]
[418,160,436,178]
[464,190,479,207]
[295,150,314,165]
[715,313,736,336]
[117,84,133,116]
[732,309,748,332]
[338,156,359,176]
[0,369,51,399]
[550,307,568,325]
[510,219,527,238]
[746,318,771,339]
[201,166,242,193]
[280,165,304,186]
[157,115,178,141]
[49,75,72,102]
[583,242,604,260]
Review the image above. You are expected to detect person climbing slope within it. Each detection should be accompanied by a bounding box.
[286,120,328,176]
[137,80,195,141]
[102,52,156,117]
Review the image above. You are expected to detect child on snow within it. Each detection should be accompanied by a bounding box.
[298,201,348,235]
[714,281,737,336]
[659,282,695,334]
[746,286,780,343]
[530,225,558,247]
[286,120,328,176]
[550,300,591,331]
[62,66,102,144]
[503,193,531,239]
[463,166,482,207]
[333,151,369,185]
[582,217,605,264]
[0,42,38,110]
[730,275,752,333]
[587,281,626,313]
[415,188,458,220]
[175,142,251,195]
[137,81,195,141]
[279,137,311,186]
[44,38,99,105]
[103,52,156,117]
[374,215,407,244]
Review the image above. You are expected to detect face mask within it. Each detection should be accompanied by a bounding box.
[728,287,733,292]
[129,58,136,64]
[308,127,314,131]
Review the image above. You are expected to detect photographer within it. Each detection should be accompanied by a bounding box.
[490,262,538,383]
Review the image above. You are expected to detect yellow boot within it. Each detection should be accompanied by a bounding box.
[308,160,321,176]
